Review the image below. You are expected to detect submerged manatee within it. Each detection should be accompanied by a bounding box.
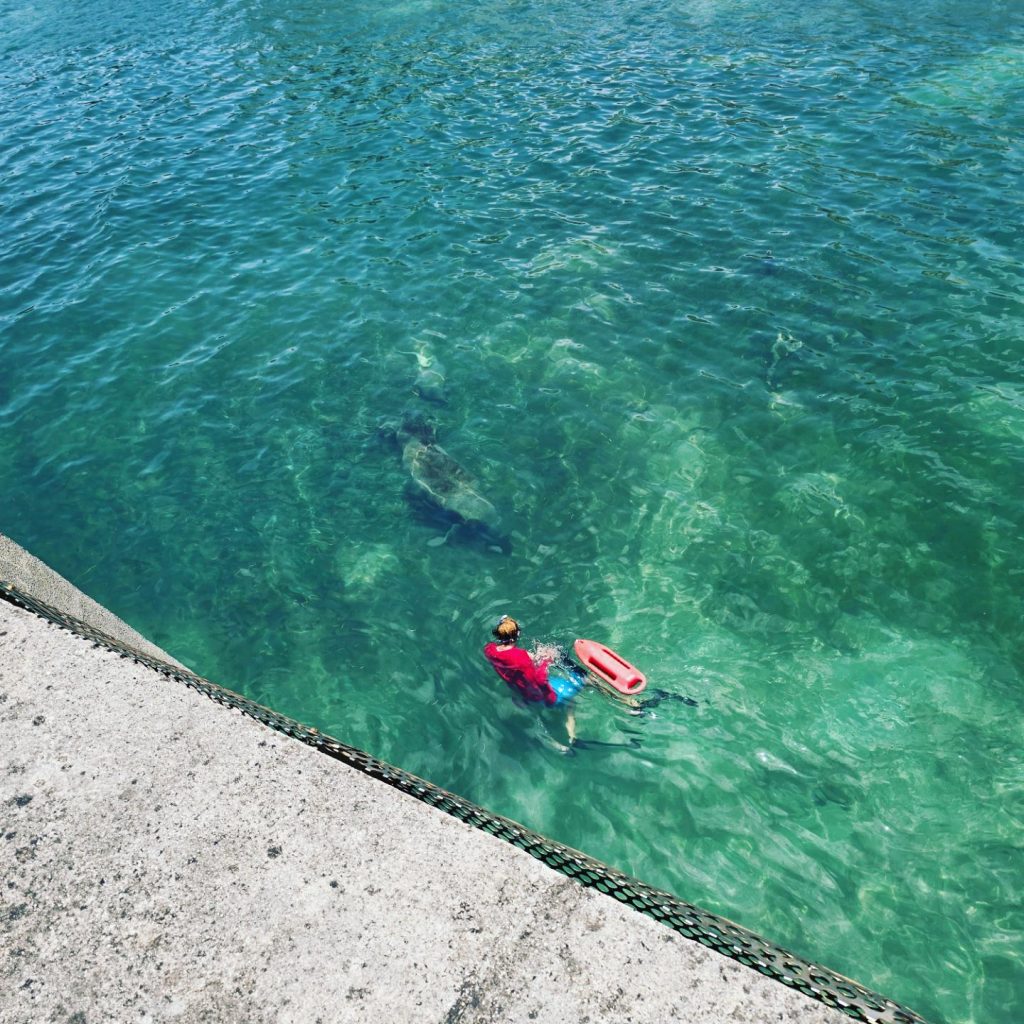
[411,338,448,405]
[414,363,447,405]
[397,422,510,552]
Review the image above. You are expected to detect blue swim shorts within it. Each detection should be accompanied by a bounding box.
[547,665,586,706]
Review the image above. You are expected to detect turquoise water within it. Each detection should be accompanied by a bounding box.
[3,0,1023,1019]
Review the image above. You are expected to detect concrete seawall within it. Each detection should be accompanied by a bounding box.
[0,534,924,1024]
[0,534,186,669]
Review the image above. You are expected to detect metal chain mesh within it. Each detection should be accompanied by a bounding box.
[0,580,928,1024]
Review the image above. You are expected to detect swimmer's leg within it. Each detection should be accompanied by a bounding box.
[566,706,577,745]
[583,670,642,708]
[559,652,588,682]
[537,717,573,755]
[633,688,699,714]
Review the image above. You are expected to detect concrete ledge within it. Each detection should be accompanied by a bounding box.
[0,536,924,1023]
[1,596,856,1024]
[0,533,186,670]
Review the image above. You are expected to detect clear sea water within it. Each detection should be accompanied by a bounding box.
[3,1,1023,1020]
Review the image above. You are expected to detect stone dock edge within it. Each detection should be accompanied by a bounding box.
[0,532,930,1024]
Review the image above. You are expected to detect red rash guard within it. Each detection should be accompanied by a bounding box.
[483,643,557,705]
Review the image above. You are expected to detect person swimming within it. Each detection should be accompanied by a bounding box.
[483,615,586,744]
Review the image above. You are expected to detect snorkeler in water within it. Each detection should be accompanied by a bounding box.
[483,615,587,744]
[483,615,699,752]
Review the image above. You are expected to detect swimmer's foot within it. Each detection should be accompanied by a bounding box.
[545,735,574,755]
[635,689,698,713]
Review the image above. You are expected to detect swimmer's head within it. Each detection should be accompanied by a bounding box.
[493,614,520,644]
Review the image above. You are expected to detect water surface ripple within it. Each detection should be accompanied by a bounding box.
[3,2,1023,1021]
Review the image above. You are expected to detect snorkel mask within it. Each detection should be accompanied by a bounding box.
[492,614,520,641]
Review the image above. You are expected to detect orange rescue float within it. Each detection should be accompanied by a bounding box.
[573,639,647,697]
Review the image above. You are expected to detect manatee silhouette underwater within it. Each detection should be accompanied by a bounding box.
[384,415,512,554]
